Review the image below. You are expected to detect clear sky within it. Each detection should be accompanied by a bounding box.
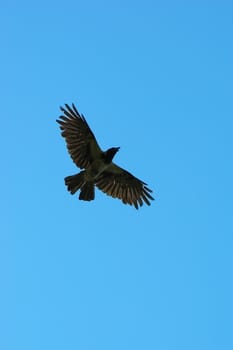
[1,1,233,349]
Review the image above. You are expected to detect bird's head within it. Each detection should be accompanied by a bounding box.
[105,147,120,163]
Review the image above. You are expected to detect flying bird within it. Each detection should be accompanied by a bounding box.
[57,103,154,209]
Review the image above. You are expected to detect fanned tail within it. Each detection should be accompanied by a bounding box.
[64,171,95,201]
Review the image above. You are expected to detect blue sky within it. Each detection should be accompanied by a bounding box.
[1,1,233,349]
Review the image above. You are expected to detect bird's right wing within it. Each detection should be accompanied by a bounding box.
[96,163,154,209]
[57,104,102,169]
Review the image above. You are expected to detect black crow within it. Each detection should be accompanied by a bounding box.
[57,103,154,209]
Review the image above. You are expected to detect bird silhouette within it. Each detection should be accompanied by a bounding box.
[57,103,154,209]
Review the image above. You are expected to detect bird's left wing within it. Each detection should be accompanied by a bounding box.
[96,163,154,209]
[57,103,102,169]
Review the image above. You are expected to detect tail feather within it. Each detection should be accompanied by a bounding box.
[79,182,95,201]
[65,172,85,194]
[64,172,95,201]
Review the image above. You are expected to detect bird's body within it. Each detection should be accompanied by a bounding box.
[57,103,154,209]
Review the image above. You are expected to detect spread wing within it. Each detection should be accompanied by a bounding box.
[56,103,102,169]
[96,163,154,209]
